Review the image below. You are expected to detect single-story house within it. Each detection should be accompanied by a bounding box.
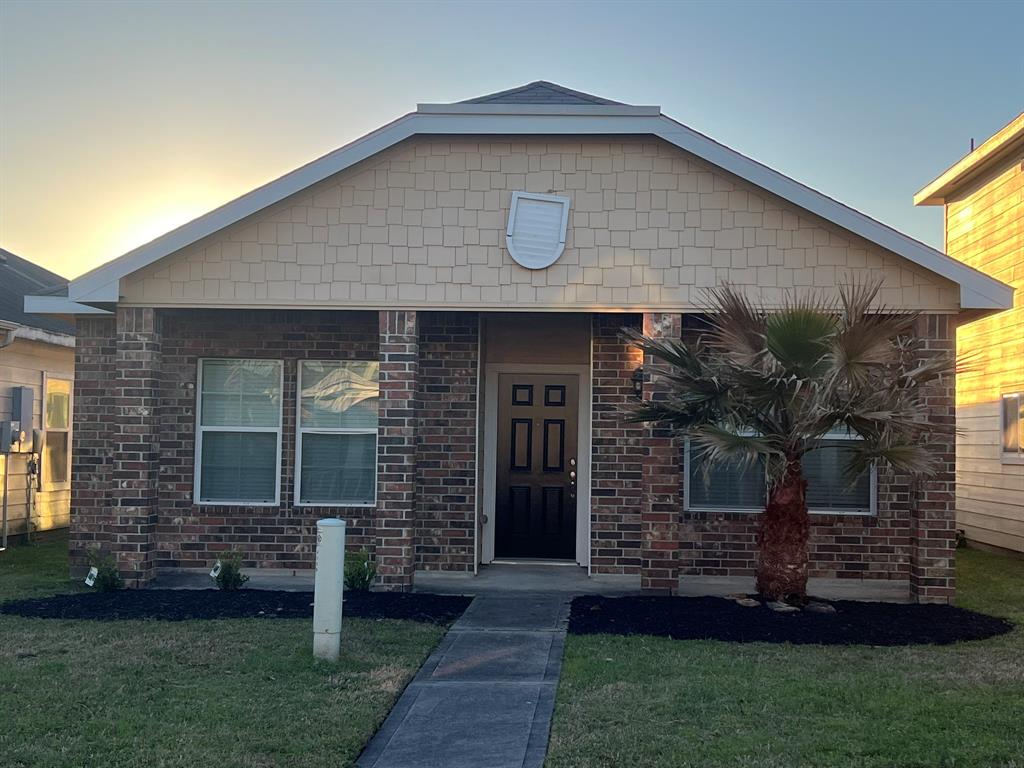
[1,249,75,545]
[28,82,1014,601]
[915,112,1024,554]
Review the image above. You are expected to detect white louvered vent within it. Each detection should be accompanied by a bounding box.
[505,191,571,269]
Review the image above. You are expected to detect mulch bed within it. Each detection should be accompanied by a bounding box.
[569,595,1013,646]
[0,589,471,625]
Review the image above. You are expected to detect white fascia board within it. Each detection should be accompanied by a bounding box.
[64,110,1013,311]
[24,294,113,315]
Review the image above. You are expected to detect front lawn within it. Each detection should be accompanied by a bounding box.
[547,548,1024,768]
[0,539,446,768]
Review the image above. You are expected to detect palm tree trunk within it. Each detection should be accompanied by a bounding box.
[756,458,810,602]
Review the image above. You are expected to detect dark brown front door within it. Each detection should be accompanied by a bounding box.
[495,373,578,559]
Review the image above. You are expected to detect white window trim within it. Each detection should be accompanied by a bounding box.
[194,358,283,506]
[41,372,73,491]
[294,360,378,508]
[683,430,878,516]
[1001,392,1024,465]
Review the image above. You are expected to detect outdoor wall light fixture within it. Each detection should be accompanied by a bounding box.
[631,366,645,400]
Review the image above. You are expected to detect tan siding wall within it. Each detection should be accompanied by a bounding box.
[946,148,1024,552]
[121,137,960,312]
[0,337,75,539]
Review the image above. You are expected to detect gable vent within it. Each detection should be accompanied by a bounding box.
[505,191,571,270]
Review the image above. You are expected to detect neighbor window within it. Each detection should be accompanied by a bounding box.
[685,429,874,514]
[1002,393,1023,459]
[42,376,72,488]
[296,360,378,506]
[196,359,282,504]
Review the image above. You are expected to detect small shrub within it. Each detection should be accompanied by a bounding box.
[214,551,249,591]
[87,549,123,592]
[344,549,376,591]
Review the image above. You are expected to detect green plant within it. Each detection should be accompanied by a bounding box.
[629,281,953,602]
[214,551,249,591]
[86,548,123,592]
[344,549,376,591]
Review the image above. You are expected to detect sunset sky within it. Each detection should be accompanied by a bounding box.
[1,0,1022,280]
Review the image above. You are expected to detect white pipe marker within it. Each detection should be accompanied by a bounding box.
[313,518,346,661]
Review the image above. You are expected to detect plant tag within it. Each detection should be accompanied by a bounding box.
[210,561,222,579]
[84,567,98,587]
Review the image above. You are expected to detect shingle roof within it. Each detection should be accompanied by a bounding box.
[0,249,75,335]
[461,81,622,106]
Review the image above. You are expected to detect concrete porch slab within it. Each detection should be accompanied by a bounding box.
[414,564,641,596]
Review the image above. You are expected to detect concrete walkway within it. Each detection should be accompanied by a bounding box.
[357,595,570,768]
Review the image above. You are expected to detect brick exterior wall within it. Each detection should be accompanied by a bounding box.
[415,312,478,571]
[589,314,645,574]
[69,307,955,602]
[909,314,957,603]
[640,313,684,592]
[674,313,957,602]
[68,316,117,573]
[157,309,380,570]
[376,310,419,590]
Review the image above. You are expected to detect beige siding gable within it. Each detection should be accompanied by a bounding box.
[121,137,960,311]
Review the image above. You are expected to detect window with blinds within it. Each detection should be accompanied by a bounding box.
[685,432,874,514]
[1002,393,1023,458]
[196,359,282,504]
[296,360,379,506]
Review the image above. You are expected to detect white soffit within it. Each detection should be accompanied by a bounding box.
[54,106,1013,311]
[505,192,570,270]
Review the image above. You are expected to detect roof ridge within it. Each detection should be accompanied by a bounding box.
[460,81,622,106]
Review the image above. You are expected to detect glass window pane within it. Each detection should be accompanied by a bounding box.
[43,431,69,485]
[1003,395,1021,453]
[200,431,277,502]
[300,432,376,504]
[45,379,71,429]
[200,360,280,428]
[300,361,379,429]
[689,452,765,509]
[804,440,870,511]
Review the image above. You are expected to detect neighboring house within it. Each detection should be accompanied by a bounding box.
[915,113,1024,554]
[28,82,1013,601]
[0,249,75,545]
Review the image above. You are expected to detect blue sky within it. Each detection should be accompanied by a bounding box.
[1,0,1022,278]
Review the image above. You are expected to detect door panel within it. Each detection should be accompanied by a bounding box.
[495,373,578,559]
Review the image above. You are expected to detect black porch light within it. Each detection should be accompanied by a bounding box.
[631,365,645,400]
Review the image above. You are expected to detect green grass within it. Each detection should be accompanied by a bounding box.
[0,538,446,768]
[547,548,1024,768]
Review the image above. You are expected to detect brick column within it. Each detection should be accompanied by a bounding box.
[640,312,683,593]
[376,310,418,590]
[910,314,957,604]
[110,307,162,587]
[69,316,117,575]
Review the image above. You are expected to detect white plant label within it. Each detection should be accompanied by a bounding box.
[210,561,222,579]
[84,567,98,587]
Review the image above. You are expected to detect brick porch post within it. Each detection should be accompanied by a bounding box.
[640,312,683,593]
[376,310,418,590]
[69,316,117,575]
[910,314,957,604]
[110,307,162,587]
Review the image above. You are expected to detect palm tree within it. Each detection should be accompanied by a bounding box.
[627,282,953,602]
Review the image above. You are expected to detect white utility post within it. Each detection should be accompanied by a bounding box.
[313,518,346,661]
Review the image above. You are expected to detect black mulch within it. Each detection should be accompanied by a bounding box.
[569,595,1013,646]
[0,589,471,625]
